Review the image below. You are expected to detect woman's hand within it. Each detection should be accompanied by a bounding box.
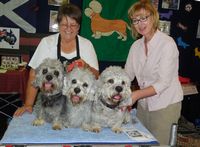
[13,105,33,117]
[131,92,138,106]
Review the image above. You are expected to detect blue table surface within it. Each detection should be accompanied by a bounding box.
[0,110,158,145]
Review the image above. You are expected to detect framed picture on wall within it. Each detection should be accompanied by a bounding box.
[161,0,180,10]
[196,19,200,39]
[159,20,171,35]
[0,55,21,70]
[48,0,70,6]
[49,10,59,32]
[0,27,20,50]
[151,0,159,10]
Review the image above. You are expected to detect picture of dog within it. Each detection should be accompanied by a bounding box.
[63,67,96,131]
[91,66,132,133]
[32,58,67,130]
[84,0,130,41]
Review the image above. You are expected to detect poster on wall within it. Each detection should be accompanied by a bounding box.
[49,11,59,32]
[48,0,70,6]
[197,19,200,39]
[151,0,159,10]
[161,0,180,10]
[0,27,20,49]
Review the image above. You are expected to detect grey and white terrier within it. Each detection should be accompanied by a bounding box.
[32,58,67,130]
[91,66,132,133]
[63,67,96,131]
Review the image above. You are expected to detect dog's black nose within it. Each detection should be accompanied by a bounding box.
[74,87,81,94]
[115,86,123,93]
[46,75,53,81]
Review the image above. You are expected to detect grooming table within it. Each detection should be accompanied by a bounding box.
[0,110,158,146]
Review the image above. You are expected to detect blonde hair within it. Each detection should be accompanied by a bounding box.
[128,0,159,39]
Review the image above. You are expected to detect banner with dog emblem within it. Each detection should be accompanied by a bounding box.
[81,0,138,61]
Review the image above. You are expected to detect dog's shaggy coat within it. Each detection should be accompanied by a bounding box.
[32,58,67,130]
[91,66,132,133]
[63,67,96,131]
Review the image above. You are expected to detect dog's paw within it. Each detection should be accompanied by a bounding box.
[81,123,92,132]
[52,123,62,130]
[63,122,69,128]
[91,127,101,133]
[112,127,122,133]
[32,118,45,126]
[123,116,130,124]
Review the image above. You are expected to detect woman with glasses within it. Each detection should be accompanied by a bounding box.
[14,3,99,116]
[125,0,183,145]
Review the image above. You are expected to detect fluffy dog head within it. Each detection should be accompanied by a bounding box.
[89,0,102,13]
[33,58,65,95]
[63,67,96,105]
[97,66,132,107]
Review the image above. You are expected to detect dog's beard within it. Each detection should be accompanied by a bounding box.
[41,82,56,93]
[70,94,84,105]
[104,87,129,105]
[103,86,123,104]
[71,94,81,103]
[67,85,90,105]
[110,94,122,103]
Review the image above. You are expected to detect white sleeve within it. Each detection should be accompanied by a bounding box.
[28,36,57,69]
[79,37,99,70]
[28,38,49,69]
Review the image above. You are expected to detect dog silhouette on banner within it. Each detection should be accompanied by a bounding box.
[84,0,130,41]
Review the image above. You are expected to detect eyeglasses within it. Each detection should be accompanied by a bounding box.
[59,23,79,30]
[131,14,151,25]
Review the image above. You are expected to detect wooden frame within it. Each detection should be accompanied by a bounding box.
[161,0,180,10]
[0,55,21,70]
[0,27,20,49]
[48,0,70,6]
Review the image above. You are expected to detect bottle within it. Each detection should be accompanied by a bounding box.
[169,123,178,147]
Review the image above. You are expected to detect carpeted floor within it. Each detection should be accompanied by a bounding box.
[177,116,200,146]
[0,93,22,139]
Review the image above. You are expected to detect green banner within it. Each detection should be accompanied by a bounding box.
[80,0,137,61]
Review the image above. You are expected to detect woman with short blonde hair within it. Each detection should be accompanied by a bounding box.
[125,0,183,145]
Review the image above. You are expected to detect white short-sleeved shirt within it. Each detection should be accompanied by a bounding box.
[125,30,183,111]
[29,33,99,70]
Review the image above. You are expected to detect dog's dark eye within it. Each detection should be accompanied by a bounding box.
[122,81,125,85]
[54,70,59,77]
[42,68,48,74]
[83,83,88,88]
[108,79,114,84]
[72,79,77,84]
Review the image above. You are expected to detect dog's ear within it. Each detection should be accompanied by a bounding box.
[96,78,104,88]
[93,78,108,102]
[87,79,98,101]
[62,76,70,95]
[32,64,41,87]
[94,91,101,102]
[32,66,41,88]
[32,78,39,88]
